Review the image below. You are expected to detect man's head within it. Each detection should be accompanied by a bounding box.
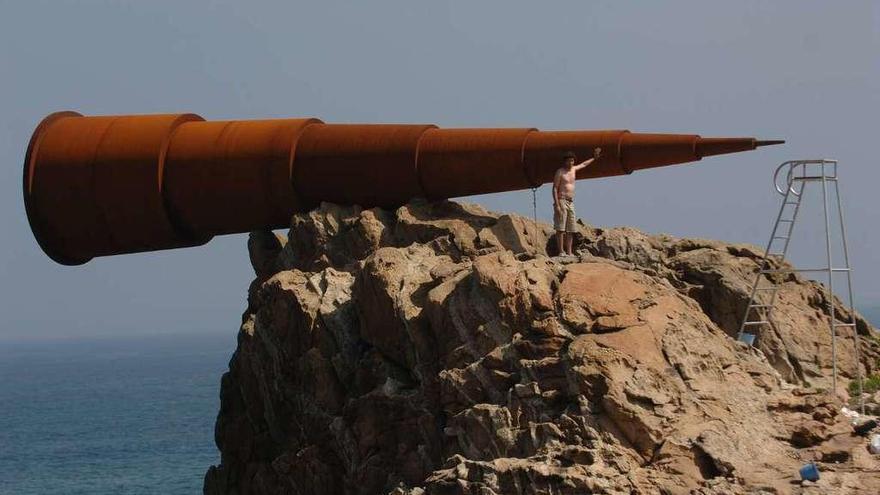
[563,151,576,168]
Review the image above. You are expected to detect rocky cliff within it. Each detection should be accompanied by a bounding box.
[204,200,880,495]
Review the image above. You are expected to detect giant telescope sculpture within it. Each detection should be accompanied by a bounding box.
[23,112,783,265]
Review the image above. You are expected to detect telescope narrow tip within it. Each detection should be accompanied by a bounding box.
[696,136,782,158]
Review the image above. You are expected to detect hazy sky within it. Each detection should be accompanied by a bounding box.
[1,1,878,340]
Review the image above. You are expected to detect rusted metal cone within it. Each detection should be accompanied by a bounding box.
[23,112,783,265]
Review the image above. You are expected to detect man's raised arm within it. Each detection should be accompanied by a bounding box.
[574,147,603,172]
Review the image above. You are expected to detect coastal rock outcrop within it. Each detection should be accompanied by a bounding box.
[205,200,880,495]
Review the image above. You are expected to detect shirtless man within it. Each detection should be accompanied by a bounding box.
[553,148,602,256]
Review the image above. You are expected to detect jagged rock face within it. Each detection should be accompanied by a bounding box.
[205,201,880,495]
[577,228,880,386]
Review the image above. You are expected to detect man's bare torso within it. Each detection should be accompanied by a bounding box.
[555,167,576,199]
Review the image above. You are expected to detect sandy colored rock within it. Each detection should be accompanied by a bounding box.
[211,201,880,495]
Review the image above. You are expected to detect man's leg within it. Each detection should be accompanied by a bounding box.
[554,204,565,256]
[565,200,577,255]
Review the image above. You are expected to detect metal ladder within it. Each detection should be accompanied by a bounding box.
[738,159,863,409]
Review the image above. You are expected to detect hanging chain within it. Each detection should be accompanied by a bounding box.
[531,186,539,254]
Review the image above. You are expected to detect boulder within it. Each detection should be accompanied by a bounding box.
[208,201,880,495]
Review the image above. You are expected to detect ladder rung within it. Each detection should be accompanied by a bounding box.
[792,176,837,181]
[833,323,856,327]
[749,304,773,308]
[772,236,789,240]
[743,321,770,326]
[778,219,794,223]
[755,286,778,290]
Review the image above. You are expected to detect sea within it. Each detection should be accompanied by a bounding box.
[1,309,879,495]
[0,332,233,495]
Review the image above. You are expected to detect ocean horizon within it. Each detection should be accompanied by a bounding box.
[1,307,878,494]
[0,332,233,495]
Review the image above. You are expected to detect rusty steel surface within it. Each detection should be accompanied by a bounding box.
[294,123,436,208]
[524,130,631,182]
[164,118,322,237]
[24,112,208,265]
[620,132,701,172]
[417,128,538,199]
[23,111,783,264]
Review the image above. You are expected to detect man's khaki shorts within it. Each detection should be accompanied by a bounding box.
[554,198,576,233]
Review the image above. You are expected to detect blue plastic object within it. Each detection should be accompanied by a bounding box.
[799,462,820,482]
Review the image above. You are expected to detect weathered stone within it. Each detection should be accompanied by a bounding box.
[207,201,880,495]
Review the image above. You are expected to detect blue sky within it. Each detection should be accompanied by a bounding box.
[1,1,878,339]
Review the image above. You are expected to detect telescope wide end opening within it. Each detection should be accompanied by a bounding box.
[23,111,93,265]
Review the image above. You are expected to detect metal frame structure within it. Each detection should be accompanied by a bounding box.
[739,159,863,411]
